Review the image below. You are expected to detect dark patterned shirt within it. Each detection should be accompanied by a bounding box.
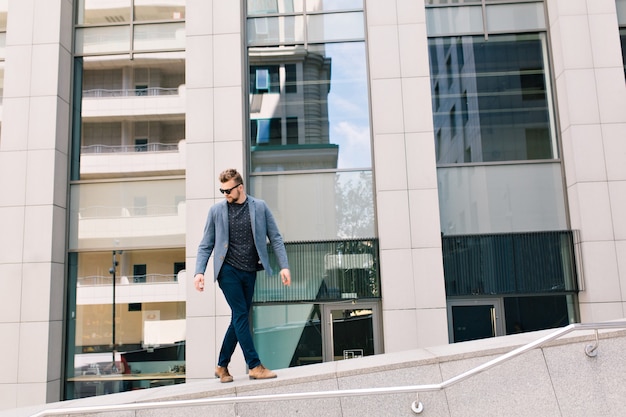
[224,198,260,272]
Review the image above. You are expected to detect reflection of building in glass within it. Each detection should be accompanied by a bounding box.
[66,1,188,399]
[249,45,338,171]
[430,34,555,165]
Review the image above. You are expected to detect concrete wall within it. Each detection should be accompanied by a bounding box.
[8,325,626,417]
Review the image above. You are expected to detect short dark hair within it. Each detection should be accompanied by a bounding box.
[219,168,243,185]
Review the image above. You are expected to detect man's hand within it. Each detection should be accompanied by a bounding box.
[280,269,291,286]
[194,273,205,292]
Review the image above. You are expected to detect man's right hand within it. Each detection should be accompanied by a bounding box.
[194,273,205,292]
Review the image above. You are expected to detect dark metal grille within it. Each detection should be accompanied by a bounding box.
[442,231,578,297]
[254,238,380,303]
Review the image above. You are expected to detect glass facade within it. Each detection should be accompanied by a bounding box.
[427,0,579,340]
[246,0,379,367]
[430,33,556,165]
[66,0,186,399]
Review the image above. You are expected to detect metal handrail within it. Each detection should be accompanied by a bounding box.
[30,321,626,417]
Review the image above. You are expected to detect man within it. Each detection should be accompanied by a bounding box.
[194,169,291,383]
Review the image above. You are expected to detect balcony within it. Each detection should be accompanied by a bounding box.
[80,139,186,178]
[81,85,185,121]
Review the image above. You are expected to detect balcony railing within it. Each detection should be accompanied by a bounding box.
[83,87,179,98]
[81,142,179,154]
[78,274,179,287]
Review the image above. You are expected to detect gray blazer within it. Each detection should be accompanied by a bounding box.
[194,196,289,280]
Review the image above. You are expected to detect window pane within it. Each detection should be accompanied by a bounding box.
[253,304,321,370]
[307,12,364,43]
[248,0,304,15]
[133,22,185,51]
[69,179,186,250]
[0,0,7,31]
[75,26,131,55]
[0,32,5,59]
[68,249,185,399]
[249,42,371,171]
[429,33,556,164]
[77,0,131,25]
[486,3,546,32]
[79,52,185,179]
[426,6,483,36]
[306,0,363,12]
[426,0,481,4]
[437,163,567,235]
[249,171,374,241]
[247,16,305,45]
[617,0,626,25]
[134,0,185,21]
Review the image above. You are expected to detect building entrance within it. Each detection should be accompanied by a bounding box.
[447,299,505,343]
[323,302,382,362]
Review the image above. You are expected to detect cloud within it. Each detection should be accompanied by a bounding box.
[333,121,371,168]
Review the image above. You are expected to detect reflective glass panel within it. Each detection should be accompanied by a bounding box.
[618,0,626,24]
[133,22,185,51]
[75,26,131,55]
[68,179,186,250]
[77,0,131,25]
[249,42,371,171]
[253,304,321,370]
[426,0,481,4]
[437,163,567,235]
[429,33,556,164]
[66,249,186,399]
[307,12,365,43]
[249,171,375,241]
[248,0,304,14]
[486,3,546,32]
[426,6,483,36]
[0,0,6,31]
[305,0,363,12]
[79,52,185,180]
[134,0,185,21]
[247,15,305,45]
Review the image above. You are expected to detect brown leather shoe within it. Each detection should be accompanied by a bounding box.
[214,366,233,383]
[248,364,277,380]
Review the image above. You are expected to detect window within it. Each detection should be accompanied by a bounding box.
[285,64,297,93]
[250,65,279,94]
[255,68,270,90]
[252,118,282,145]
[429,33,556,164]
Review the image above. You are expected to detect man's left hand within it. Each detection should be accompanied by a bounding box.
[280,269,291,286]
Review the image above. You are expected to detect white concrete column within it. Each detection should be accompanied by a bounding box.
[366,0,449,351]
[546,0,626,321]
[185,0,247,380]
[0,0,73,409]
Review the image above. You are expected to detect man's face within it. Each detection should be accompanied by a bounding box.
[219,179,243,203]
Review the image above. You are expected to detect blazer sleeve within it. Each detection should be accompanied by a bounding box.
[195,206,217,275]
[263,202,289,270]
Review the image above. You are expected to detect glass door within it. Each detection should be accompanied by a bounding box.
[447,299,505,343]
[322,302,381,362]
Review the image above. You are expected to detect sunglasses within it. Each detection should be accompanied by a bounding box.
[219,183,242,195]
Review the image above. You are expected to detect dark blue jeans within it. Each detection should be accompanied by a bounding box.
[217,263,261,369]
